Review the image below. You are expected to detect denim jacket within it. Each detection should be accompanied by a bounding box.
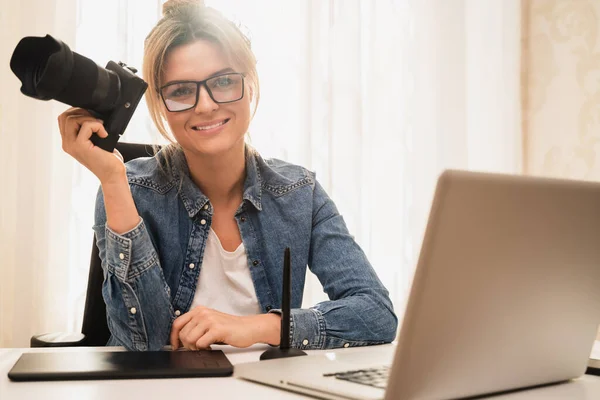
[93,145,398,351]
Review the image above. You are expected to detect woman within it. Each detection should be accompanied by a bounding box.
[57,0,397,351]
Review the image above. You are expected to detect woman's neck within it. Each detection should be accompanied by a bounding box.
[184,142,246,207]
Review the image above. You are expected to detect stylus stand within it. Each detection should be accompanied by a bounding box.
[259,347,307,361]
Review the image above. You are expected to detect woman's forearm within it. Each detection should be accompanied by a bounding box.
[252,313,281,346]
[101,174,140,234]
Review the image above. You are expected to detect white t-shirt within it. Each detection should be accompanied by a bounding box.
[190,228,261,315]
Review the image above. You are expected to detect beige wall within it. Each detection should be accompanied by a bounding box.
[522,0,600,340]
[523,0,600,178]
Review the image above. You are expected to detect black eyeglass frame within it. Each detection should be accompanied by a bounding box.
[159,72,246,112]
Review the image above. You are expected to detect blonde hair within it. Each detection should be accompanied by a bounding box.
[143,0,260,150]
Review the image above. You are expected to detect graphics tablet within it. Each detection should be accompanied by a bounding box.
[8,349,233,381]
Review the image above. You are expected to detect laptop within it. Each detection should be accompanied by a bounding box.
[8,349,233,381]
[235,170,600,400]
[586,339,600,377]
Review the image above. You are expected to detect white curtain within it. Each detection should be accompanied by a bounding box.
[0,0,78,347]
[208,0,522,318]
[0,0,521,347]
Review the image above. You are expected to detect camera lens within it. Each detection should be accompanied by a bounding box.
[10,34,121,115]
[34,61,48,87]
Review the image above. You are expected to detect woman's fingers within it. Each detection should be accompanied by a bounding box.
[170,313,194,348]
[169,307,252,350]
[181,322,208,351]
[58,108,92,135]
[57,107,79,133]
[195,331,218,350]
[178,320,205,350]
[76,121,107,144]
[62,115,102,144]
[56,107,125,183]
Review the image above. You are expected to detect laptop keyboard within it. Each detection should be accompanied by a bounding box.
[323,366,389,389]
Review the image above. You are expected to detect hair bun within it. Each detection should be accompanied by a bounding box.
[162,0,205,17]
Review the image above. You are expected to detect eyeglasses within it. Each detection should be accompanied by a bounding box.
[159,72,245,112]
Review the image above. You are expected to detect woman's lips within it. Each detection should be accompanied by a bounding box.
[190,118,230,135]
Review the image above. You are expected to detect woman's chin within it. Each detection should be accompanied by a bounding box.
[185,136,244,157]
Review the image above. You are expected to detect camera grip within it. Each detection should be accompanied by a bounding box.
[91,132,120,153]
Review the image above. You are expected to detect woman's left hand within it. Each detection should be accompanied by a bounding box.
[170,306,281,350]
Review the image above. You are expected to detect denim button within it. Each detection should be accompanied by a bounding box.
[302,339,309,346]
[266,305,272,311]
[203,204,209,210]
[189,263,195,269]
[344,343,350,348]
[240,216,247,222]
[119,253,125,260]
[200,219,206,225]
[130,307,137,315]
[175,310,181,316]
[252,260,259,266]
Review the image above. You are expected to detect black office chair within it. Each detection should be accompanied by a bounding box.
[31,142,160,347]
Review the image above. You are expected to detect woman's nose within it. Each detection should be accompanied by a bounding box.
[194,85,218,113]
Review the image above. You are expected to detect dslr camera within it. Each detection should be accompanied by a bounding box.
[10,34,147,152]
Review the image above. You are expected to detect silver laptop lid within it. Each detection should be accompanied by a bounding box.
[389,170,600,399]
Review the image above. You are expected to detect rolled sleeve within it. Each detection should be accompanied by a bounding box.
[98,218,159,283]
[266,308,325,349]
[290,308,325,349]
[93,186,173,351]
[302,179,398,349]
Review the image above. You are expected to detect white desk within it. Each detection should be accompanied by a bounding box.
[2,343,600,400]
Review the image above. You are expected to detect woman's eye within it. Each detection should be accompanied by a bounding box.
[213,77,233,88]
[169,87,193,97]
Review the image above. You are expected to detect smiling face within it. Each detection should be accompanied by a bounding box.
[160,39,252,157]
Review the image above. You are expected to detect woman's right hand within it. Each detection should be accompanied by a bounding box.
[57,107,126,184]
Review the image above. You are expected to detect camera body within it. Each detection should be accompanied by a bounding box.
[90,61,147,151]
[10,34,148,152]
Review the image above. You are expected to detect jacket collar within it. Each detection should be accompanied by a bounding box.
[170,145,263,219]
